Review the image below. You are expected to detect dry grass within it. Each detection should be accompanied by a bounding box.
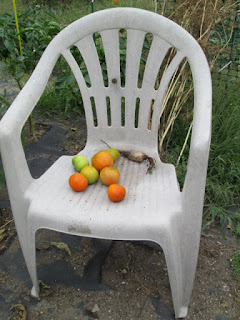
[157,0,238,159]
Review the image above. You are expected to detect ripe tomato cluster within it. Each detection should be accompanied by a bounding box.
[68,148,126,202]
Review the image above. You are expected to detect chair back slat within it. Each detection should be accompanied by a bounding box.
[75,35,104,88]
[151,51,185,134]
[123,30,146,128]
[101,29,121,88]
[62,49,88,92]
[138,37,171,130]
[141,37,171,91]
[101,29,122,127]
[62,49,96,128]
[125,29,146,89]
[75,35,108,128]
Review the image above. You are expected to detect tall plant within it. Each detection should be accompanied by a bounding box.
[157,0,237,160]
[156,0,239,233]
[0,6,62,94]
[0,5,62,127]
[12,0,35,136]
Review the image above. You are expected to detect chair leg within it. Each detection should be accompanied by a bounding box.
[177,233,201,318]
[18,228,40,298]
[158,232,199,319]
[162,242,186,318]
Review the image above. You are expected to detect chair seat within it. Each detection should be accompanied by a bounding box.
[25,149,182,240]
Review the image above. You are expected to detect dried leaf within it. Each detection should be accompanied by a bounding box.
[36,243,50,251]
[39,280,51,290]
[51,241,71,256]
[0,233,6,243]
[39,280,53,297]
[221,301,228,308]
[9,304,27,320]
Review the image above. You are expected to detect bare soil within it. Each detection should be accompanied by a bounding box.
[0,115,239,320]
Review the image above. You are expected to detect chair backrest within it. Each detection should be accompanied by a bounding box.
[35,8,212,152]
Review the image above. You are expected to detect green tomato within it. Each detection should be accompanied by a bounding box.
[72,155,89,172]
[81,166,99,184]
[107,148,119,161]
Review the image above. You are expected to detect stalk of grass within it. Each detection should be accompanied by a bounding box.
[159,60,192,153]
[12,0,35,138]
[231,251,240,279]
[176,121,193,166]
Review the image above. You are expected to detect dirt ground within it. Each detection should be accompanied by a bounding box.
[0,115,239,320]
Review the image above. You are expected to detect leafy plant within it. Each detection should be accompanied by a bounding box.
[0,89,10,117]
[202,82,240,232]
[34,57,85,117]
[0,89,6,188]
[230,251,240,279]
[0,168,5,190]
[0,6,62,90]
[22,0,74,7]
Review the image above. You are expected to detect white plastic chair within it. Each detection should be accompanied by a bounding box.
[0,8,212,318]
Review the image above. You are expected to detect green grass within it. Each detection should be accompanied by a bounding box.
[231,251,240,279]
[35,80,85,119]
[0,0,154,25]
[0,0,26,14]
[203,82,240,232]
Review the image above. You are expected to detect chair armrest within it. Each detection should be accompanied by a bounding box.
[182,50,212,219]
[0,128,33,194]
[182,135,211,218]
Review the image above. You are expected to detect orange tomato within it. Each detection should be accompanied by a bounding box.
[100,166,120,186]
[107,184,126,202]
[69,173,88,192]
[92,150,114,172]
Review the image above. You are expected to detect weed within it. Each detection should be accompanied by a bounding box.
[203,82,240,232]
[35,83,85,119]
[0,6,62,90]
[0,90,10,117]
[230,251,240,279]
[0,88,7,188]
[0,168,5,190]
